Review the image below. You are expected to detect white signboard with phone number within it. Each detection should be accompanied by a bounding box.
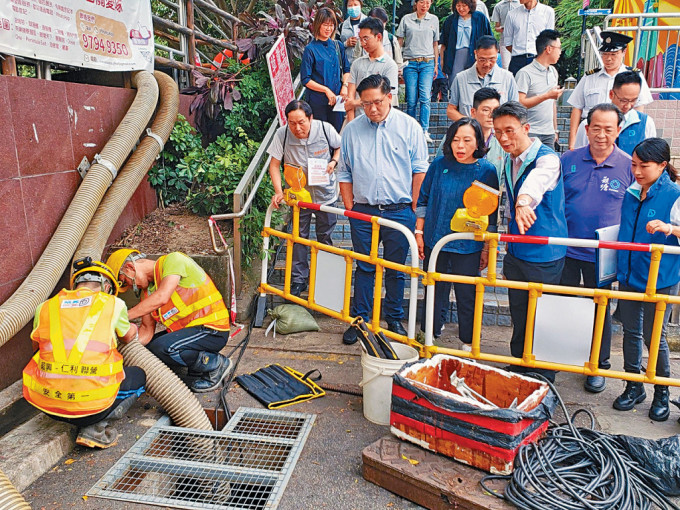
[0,0,153,72]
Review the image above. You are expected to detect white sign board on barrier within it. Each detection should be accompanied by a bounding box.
[314,250,345,314]
[266,34,294,126]
[0,0,154,72]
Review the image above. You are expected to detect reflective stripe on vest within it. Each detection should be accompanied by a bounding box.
[23,289,124,418]
[150,254,230,333]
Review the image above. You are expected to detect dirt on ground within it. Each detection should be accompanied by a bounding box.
[111,203,228,255]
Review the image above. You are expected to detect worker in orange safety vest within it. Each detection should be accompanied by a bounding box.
[106,249,232,393]
[23,258,146,449]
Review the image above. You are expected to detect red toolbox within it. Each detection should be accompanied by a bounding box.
[390,355,556,475]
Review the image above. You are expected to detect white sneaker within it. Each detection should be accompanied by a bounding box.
[461,343,472,352]
[424,131,433,144]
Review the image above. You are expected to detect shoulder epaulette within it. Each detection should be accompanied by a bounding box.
[586,67,600,75]
[626,66,641,73]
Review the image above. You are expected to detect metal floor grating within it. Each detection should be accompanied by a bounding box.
[87,407,316,510]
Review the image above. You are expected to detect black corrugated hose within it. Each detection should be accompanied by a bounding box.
[480,375,680,510]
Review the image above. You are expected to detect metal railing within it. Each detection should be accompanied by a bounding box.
[259,199,680,388]
[209,75,303,294]
[581,12,680,94]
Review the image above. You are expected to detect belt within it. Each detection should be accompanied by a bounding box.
[513,53,536,59]
[408,57,434,62]
[356,203,411,211]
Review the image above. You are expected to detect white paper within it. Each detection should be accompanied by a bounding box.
[307,158,330,186]
[596,224,620,287]
[333,96,346,112]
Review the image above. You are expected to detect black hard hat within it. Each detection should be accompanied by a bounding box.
[599,31,633,52]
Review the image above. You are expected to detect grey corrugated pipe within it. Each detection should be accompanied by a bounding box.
[0,71,158,345]
[0,469,30,509]
[74,71,212,431]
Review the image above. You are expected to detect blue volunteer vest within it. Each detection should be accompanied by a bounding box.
[616,112,648,156]
[505,141,568,262]
[617,171,680,291]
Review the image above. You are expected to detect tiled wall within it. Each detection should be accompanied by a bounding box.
[0,75,164,390]
[643,100,680,155]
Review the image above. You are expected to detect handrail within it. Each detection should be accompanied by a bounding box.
[209,73,303,294]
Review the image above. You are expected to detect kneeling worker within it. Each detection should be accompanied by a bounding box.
[23,259,146,449]
[106,250,232,392]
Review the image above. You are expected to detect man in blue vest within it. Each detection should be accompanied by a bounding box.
[573,71,656,155]
[493,101,567,382]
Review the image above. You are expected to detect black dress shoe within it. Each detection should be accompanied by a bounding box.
[387,321,407,336]
[649,385,670,422]
[343,325,358,345]
[584,375,606,393]
[290,282,307,297]
[613,381,646,411]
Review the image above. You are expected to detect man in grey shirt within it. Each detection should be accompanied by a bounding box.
[516,29,564,146]
[346,16,399,121]
[490,0,520,69]
[268,100,341,297]
[447,35,518,121]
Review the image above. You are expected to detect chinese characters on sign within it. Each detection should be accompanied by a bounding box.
[266,35,295,126]
[0,0,153,72]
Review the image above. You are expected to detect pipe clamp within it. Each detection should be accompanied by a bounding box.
[145,128,165,158]
[94,153,118,179]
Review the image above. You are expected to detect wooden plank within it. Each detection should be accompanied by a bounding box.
[362,436,513,510]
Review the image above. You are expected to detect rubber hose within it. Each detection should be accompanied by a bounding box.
[0,71,159,346]
[118,341,212,430]
[73,71,179,262]
[0,469,30,510]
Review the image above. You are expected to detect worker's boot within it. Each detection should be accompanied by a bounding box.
[613,381,646,411]
[649,385,670,422]
[189,351,233,393]
[106,394,140,422]
[76,421,118,449]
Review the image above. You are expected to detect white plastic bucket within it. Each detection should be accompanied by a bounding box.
[359,342,419,425]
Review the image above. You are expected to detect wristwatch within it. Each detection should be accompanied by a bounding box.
[517,197,531,207]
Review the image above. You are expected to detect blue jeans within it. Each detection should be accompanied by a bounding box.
[403,60,435,133]
[619,283,677,378]
[349,203,416,323]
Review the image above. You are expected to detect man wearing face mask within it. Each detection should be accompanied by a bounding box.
[105,249,233,393]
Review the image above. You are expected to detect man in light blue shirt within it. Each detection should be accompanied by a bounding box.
[337,74,428,345]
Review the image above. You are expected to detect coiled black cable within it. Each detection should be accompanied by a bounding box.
[480,375,680,510]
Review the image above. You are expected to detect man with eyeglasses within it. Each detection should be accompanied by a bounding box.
[345,16,399,122]
[567,31,653,150]
[560,103,633,394]
[516,29,563,147]
[492,101,567,383]
[447,35,518,122]
[504,0,555,76]
[573,71,657,155]
[337,74,428,345]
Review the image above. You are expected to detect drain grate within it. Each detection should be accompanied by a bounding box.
[87,407,315,510]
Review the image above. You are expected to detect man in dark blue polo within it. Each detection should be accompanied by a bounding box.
[560,103,633,393]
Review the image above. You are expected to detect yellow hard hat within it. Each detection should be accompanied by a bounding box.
[105,249,141,293]
[70,258,119,296]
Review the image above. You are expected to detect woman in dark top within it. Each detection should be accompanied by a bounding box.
[440,0,492,89]
[300,8,350,132]
[416,118,499,347]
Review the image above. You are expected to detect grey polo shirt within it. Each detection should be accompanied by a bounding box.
[349,54,400,112]
[267,120,341,205]
[516,59,558,135]
[395,12,439,60]
[449,64,519,116]
[491,0,520,27]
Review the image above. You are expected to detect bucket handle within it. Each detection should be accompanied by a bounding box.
[359,367,385,387]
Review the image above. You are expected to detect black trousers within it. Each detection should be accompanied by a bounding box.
[509,54,535,76]
[51,366,146,427]
[503,253,565,381]
[148,326,229,369]
[560,256,612,369]
[309,102,344,133]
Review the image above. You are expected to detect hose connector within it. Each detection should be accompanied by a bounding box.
[94,153,118,180]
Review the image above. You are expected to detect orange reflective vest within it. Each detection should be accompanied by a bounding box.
[147,255,230,333]
[23,289,125,418]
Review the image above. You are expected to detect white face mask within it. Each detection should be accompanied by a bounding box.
[347,6,361,18]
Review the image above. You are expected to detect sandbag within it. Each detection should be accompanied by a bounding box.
[266,304,320,335]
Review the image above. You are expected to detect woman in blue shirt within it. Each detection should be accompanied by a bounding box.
[416,118,499,347]
[300,8,350,132]
[614,138,680,422]
[439,0,492,90]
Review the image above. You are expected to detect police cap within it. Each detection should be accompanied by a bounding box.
[599,31,633,53]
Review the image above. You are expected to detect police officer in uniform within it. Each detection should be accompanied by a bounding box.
[567,31,653,150]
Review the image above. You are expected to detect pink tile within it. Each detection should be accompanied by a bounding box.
[0,78,19,182]
[0,179,32,282]
[65,82,114,162]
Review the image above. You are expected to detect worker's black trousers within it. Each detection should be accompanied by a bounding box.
[147,326,229,369]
